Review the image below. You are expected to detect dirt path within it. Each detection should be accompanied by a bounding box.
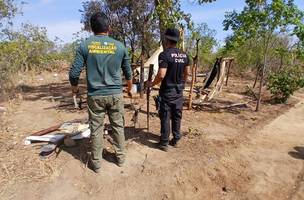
[1,73,303,200]
[229,92,304,199]
[1,93,302,200]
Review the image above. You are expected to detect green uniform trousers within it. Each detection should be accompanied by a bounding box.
[87,94,125,168]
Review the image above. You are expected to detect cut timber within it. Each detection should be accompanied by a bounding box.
[24,135,65,145]
[218,102,249,109]
[192,101,250,110]
[30,119,85,136]
[225,59,234,86]
[206,59,227,101]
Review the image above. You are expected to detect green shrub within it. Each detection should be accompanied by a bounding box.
[267,66,304,103]
[0,23,75,94]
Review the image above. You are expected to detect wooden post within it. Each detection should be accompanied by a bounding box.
[146,64,154,131]
[140,55,145,98]
[225,59,234,86]
[188,39,200,110]
[188,61,197,110]
[194,39,199,83]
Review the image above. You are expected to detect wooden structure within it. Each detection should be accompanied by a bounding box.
[146,64,154,131]
[188,39,200,110]
[188,57,235,110]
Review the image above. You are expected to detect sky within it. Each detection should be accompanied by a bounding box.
[14,0,304,44]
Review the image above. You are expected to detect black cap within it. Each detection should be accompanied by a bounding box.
[164,28,180,42]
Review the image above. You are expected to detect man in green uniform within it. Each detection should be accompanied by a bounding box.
[69,12,132,173]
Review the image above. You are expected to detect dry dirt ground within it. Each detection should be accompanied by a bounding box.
[0,72,303,200]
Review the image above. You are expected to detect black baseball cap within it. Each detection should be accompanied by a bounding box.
[164,28,180,42]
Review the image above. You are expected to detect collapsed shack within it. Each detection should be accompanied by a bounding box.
[186,57,242,111]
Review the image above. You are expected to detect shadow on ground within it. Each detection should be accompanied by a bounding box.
[288,146,304,160]
[60,126,160,166]
[17,79,88,113]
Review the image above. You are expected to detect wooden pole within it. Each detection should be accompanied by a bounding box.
[188,62,196,110]
[30,119,84,136]
[195,39,199,83]
[225,59,234,86]
[188,39,200,110]
[140,55,145,98]
[146,64,154,131]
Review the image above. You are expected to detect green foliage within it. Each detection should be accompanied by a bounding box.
[80,0,158,61]
[155,0,192,30]
[0,23,73,92]
[0,23,53,71]
[267,66,304,103]
[185,23,217,69]
[222,0,304,84]
[0,0,19,26]
[80,0,218,59]
[223,0,304,53]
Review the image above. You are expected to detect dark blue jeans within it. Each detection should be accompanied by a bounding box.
[159,89,183,145]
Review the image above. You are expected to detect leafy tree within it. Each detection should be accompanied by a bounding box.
[80,0,158,62]
[186,22,217,69]
[0,0,19,25]
[223,0,304,111]
[0,23,53,71]
[81,0,216,50]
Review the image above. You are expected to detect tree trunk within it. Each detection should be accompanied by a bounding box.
[256,45,269,111]
[256,64,265,112]
[253,63,260,88]
[130,42,135,64]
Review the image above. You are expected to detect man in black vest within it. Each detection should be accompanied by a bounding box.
[151,28,190,151]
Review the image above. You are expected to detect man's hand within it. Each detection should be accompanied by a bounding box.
[126,80,133,96]
[71,85,79,94]
[144,80,153,89]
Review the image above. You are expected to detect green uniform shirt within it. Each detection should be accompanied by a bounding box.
[69,35,132,96]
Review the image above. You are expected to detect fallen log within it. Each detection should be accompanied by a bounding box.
[30,119,85,136]
[218,102,249,109]
[192,101,250,110]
